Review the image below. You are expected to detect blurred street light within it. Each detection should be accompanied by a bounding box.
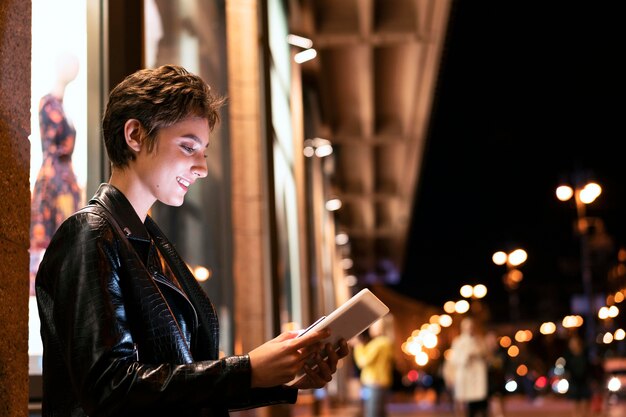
[460,284,473,298]
[473,284,488,298]
[460,283,488,299]
[459,283,489,321]
[556,179,602,360]
[492,248,527,322]
[540,321,557,335]
[455,299,470,314]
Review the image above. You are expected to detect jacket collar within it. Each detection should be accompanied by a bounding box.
[89,183,151,241]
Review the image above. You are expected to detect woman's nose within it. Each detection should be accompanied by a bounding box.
[192,157,208,178]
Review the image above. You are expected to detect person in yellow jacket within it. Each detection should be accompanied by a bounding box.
[353,314,395,417]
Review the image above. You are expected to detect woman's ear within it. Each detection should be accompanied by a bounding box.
[123,119,144,153]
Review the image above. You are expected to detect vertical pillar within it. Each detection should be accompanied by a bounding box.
[107,0,144,90]
[0,0,32,415]
[226,2,276,415]
[226,0,270,357]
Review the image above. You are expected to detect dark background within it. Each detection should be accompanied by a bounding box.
[396,1,626,324]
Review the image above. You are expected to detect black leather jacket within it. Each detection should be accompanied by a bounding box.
[36,184,297,416]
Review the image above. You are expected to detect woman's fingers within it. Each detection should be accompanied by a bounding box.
[289,328,331,350]
[313,352,334,381]
[273,330,301,342]
[336,339,350,358]
[287,339,351,390]
[324,343,339,373]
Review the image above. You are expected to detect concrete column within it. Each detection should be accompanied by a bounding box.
[0,0,32,415]
[227,3,296,416]
[225,0,270,356]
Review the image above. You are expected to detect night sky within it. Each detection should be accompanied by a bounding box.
[395,1,626,324]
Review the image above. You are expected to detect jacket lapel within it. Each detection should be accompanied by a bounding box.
[78,204,196,364]
[146,217,220,361]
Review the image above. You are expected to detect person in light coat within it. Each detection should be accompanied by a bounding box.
[449,317,489,417]
[353,314,395,417]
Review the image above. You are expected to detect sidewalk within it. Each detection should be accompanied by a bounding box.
[291,390,446,417]
[291,392,625,417]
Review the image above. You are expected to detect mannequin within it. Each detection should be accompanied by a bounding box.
[29,53,82,295]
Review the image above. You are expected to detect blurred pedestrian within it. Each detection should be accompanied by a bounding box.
[485,330,507,417]
[449,317,489,417]
[433,357,454,410]
[563,334,592,417]
[441,352,463,415]
[353,314,395,417]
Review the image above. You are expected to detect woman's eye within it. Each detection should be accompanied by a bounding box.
[181,145,194,153]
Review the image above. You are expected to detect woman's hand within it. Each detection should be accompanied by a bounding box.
[290,339,350,390]
[248,328,330,388]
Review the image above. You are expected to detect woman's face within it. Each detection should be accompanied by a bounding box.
[461,318,474,335]
[133,116,209,207]
[369,318,383,337]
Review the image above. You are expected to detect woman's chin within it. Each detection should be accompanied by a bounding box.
[161,196,185,207]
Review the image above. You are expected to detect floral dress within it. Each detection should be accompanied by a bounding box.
[30,94,82,250]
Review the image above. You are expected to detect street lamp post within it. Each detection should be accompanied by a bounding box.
[492,248,528,322]
[556,181,602,360]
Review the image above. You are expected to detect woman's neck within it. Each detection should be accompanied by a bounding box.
[108,169,154,222]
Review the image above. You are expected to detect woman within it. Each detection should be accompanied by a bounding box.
[353,314,395,417]
[35,65,349,417]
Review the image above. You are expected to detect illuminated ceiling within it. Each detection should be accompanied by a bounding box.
[293,0,452,283]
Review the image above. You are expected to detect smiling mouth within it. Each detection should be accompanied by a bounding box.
[177,177,190,188]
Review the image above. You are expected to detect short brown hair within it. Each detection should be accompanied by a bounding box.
[102,65,226,167]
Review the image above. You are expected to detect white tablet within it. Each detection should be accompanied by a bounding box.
[286,288,389,386]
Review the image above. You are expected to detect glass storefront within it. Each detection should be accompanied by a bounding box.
[267,0,307,331]
[143,0,234,355]
[28,0,341,404]
[29,0,235,395]
[29,0,89,379]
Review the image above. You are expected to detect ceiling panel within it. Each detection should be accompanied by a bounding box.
[294,0,452,284]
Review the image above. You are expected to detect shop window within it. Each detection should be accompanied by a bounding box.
[144,0,234,354]
[29,1,90,405]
